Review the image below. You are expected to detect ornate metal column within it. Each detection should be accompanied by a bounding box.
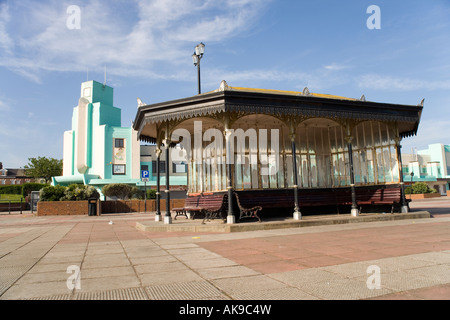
[155,146,162,222]
[395,138,409,213]
[224,126,235,224]
[290,132,301,220]
[345,135,359,217]
[163,137,172,224]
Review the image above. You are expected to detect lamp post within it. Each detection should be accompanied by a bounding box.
[192,42,205,94]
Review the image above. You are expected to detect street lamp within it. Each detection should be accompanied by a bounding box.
[192,42,205,94]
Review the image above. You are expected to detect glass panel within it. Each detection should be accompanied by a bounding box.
[310,154,318,188]
[277,154,284,188]
[285,154,293,188]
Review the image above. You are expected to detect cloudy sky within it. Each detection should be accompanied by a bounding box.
[1,0,449,167]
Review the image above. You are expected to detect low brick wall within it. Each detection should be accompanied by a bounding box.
[37,201,92,216]
[405,193,441,200]
[0,202,28,212]
[37,199,186,216]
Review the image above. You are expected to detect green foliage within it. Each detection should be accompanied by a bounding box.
[0,185,23,195]
[411,182,435,194]
[146,189,157,199]
[404,186,412,195]
[39,185,67,201]
[22,183,47,197]
[24,156,63,184]
[129,186,145,199]
[101,183,132,200]
[39,184,99,201]
[62,184,100,201]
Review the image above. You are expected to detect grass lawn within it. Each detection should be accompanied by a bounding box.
[0,194,25,202]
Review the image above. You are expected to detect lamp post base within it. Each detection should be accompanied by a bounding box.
[293,211,302,220]
[155,215,162,222]
[401,205,409,213]
[227,215,235,224]
[164,216,172,224]
[351,208,359,217]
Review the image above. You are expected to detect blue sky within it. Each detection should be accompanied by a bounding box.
[1,0,450,168]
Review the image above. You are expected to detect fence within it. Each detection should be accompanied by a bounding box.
[0,199,26,214]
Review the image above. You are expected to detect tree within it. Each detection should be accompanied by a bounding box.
[24,156,63,184]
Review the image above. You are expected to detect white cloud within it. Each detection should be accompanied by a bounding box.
[0,0,271,82]
[357,74,450,91]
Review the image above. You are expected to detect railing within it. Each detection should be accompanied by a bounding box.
[0,198,24,214]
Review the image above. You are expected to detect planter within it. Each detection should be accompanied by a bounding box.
[36,199,186,215]
[37,200,101,216]
[405,193,441,200]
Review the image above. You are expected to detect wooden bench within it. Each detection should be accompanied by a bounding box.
[233,192,262,222]
[173,193,228,224]
[336,187,405,213]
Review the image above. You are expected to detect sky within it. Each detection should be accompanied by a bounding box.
[1,0,450,168]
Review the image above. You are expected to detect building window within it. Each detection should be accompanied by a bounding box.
[1,179,5,185]
[173,163,187,173]
[112,164,126,175]
[152,161,165,174]
[115,138,124,148]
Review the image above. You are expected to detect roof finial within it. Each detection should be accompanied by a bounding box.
[302,87,310,96]
[219,80,229,91]
[360,94,366,101]
[418,98,425,106]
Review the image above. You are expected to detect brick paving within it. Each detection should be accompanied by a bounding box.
[0,198,449,301]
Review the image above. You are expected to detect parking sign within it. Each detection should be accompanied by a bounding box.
[141,170,149,181]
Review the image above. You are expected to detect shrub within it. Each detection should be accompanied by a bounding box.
[39,184,100,201]
[129,186,145,199]
[39,185,67,201]
[146,189,157,199]
[411,182,434,194]
[0,185,23,195]
[22,183,47,197]
[62,184,100,201]
[102,183,132,200]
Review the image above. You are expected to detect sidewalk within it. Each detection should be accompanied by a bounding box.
[0,198,449,301]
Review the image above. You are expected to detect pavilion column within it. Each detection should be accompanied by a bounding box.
[345,135,359,217]
[290,133,301,220]
[163,138,172,224]
[224,127,235,224]
[395,138,409,213]
[155,147,162,222]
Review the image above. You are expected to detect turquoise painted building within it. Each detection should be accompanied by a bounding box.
[402,143,450,195]
[52,80,187,199]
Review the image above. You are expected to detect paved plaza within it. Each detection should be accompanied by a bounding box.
[0,198,449,302]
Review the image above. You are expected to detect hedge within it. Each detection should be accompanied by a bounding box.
[0,185,23,195]
[0,183,48,197]
[39,184,100,201]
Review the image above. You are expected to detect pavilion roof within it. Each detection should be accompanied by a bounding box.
[134,81,423,143]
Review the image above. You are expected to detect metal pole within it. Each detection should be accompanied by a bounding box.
[197,61,201,94]
[347,141,359,216]
[291,136,301,220]
[144,181,147,213]
[225,128,234,224]
[396,143,408,212]
[164,142,171,224]
[155,148,161,221]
